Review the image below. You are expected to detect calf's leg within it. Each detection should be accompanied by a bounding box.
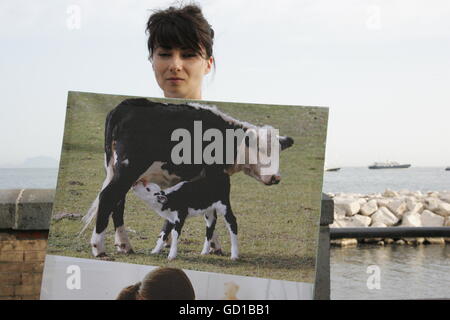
[152,220,174,254]
[201,209,218,255]
[224,205,239,260]
[168,210,188,260]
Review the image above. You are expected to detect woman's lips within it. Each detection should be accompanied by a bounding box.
[167,77,184,84]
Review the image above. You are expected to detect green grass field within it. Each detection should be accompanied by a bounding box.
[47,91,328,283]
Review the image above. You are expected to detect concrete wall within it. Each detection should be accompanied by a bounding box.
[0,189,54,300]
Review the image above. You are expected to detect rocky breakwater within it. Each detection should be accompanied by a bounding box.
[328,189,450,247]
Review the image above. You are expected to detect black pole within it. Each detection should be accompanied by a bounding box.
[330,227,450,239]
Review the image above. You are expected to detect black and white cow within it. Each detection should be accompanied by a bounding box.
[132,172,236,260]
[81,98,294,258]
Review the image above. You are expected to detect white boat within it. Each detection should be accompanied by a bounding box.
[368,161,411,169]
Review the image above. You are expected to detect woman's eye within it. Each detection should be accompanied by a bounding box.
[158,53,171,57]
[183,53,197,58]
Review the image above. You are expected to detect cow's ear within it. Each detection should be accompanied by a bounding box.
[279,136,294,150]
[157,195,168,205]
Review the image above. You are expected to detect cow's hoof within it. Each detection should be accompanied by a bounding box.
[210,248,223,256]
[230,255,239,261]
[115,243,134,254]
[96,252,114,261]
[167,254,177,261]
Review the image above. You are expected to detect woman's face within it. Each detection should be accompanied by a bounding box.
[152,46,213,100]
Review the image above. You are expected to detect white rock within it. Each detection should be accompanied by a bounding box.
[329,220,341,228]
[371,221,387,228]
[420,210,445,227]
[427,192,440,198]
[425,238,446,245]
[406,198,424,214]
[413,191,423,197]
[334,199,361,216]
[401,212,422,227]
[331,238,358,247]
[335,216,371,228]
[424,197,440,212]
[377,198,392,208]
[371,207,399,226]
[387,200,407,218]
[435,201,450,217]
[440,193,450,204]
[352,214,372,227]
[357,198,367,206]
[360,199,378,216]
[334,206,346,220]
[383,189,399,198]
[445,217,450,227]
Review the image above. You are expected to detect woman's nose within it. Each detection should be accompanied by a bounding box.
[169,56,182,73]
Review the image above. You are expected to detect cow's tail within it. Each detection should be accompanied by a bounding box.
[79,195,100,235]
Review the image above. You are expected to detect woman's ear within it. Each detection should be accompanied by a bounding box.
[204,56,213,75]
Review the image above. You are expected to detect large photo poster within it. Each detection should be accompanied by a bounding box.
[40,91,328,299]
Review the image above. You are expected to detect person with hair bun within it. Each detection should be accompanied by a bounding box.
[116,267,195,300]
[146,3,214,100]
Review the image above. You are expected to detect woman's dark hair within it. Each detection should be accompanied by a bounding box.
[116,267,195,300]
[116,282,142,300]
[146,3,214,61]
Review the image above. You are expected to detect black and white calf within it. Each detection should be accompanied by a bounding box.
[81,98,294,258]
[132,173,237,260]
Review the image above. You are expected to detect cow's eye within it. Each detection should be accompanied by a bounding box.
[146,188,150,192]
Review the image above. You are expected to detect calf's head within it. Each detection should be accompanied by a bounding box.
[132,182,168,210]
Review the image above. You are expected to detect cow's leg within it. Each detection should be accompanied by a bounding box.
[90,227,107,258]
[91,165,144,257]
[201,209,218,255]
[112,197,134,254]
[168,211,187,261]
[223,205,239,260]
[152,220,174,254]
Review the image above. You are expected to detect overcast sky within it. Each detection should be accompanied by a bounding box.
[1,0,449,167]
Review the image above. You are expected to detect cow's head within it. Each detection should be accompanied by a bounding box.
[231,126,294,185]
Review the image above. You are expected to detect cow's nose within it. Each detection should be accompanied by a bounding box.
[270,175,281,185]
